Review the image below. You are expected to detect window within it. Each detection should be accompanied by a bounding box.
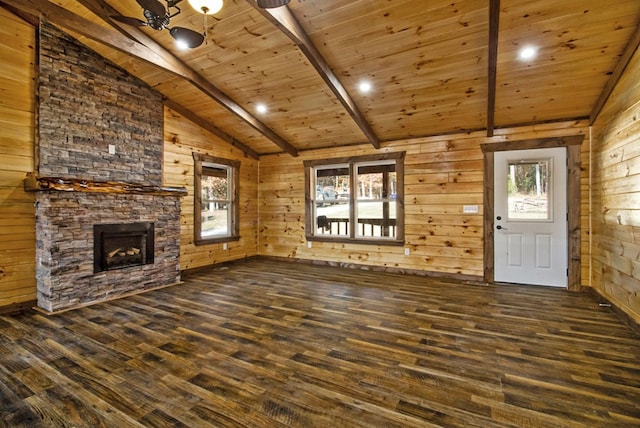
[193,153,240,245]
[506,158,552,221]
[304,152,404,244]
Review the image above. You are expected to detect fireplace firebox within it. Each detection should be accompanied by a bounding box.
[94,223,154,273]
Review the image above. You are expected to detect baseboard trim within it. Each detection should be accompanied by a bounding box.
[226,255,486,285]
[0,300,37,316]
[588,288,640,336]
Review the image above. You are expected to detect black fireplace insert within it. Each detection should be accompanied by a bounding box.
[94,222,154,273]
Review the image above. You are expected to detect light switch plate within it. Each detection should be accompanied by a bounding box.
[463,205,479,214]
[108,144,116,154]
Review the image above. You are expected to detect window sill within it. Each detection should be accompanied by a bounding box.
[306,236,404,246]
[195,236,240,246]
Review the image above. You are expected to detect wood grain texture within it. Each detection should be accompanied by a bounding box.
[163,105,260,271]
[16,0,639,155]
[0,7,36,308]
[1,258,639,427]
[590,40,640,325]
[259,121,589,280]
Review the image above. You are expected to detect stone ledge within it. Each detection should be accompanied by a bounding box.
[24,173,187,197]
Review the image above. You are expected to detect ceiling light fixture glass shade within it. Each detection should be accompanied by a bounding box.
[257,0,290,8]
[188,0,223,14]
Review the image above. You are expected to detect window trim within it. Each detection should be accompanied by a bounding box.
[304,152,405,245]
[193,152,240,245]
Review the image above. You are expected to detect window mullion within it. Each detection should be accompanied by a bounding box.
[349,162,356,239]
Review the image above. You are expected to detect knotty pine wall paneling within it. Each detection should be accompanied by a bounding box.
[163,106,259,271]
[0,9,36,311]
[590,43,640,325]
[259,121,589,281]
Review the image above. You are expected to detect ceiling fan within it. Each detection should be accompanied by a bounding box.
[111,0,205,48]
[257,0,290,7]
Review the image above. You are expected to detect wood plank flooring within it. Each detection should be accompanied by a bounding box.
[1,258,639,427]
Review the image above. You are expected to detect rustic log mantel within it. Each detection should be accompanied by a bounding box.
[24,173,187,197]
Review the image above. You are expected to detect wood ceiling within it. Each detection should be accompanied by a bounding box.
[4,0,640,158]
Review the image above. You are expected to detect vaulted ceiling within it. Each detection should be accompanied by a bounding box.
[4,0,640,159]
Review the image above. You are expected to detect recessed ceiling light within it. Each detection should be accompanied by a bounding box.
[519,46,537,61]
[256,103,267,114]
[358,80,372,94]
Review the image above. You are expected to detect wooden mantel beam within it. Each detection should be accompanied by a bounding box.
[1,0,299,157]
[250,1,381,150]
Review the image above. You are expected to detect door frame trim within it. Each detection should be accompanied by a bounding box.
[481,135,584,290]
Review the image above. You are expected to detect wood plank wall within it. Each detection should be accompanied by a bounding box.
[259,121,589,280]
[590,44,640,325]
[3,7,638,325]
[0,9,36,311]
[163,106,259,271]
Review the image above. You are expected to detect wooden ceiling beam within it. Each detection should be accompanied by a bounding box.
[590,20,640,125]
[164,99,260,160]
[486,0,500,137]
[3,0,299,157]
[0,2,39,26]
[251,1,381,150]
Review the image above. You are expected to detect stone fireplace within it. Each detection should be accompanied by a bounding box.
[31,23,185,312]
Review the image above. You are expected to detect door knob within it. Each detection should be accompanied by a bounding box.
[497,225,507,230]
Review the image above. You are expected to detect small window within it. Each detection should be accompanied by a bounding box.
[193,153,239,245]
[506,158,552,221]
[304,152,404,245]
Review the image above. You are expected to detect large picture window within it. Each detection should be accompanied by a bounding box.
[304,152,404,245]
[193,153,240,245]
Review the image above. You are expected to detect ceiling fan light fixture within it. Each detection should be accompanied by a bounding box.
[188,0,223,14]
[170,26,205,48]
[257,0,290,8]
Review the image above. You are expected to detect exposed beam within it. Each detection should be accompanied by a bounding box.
[486,0,500,137]
[251,1,381,149]
[164,99,260,160]
[3,0,299,157]
[590,20,640,125]
[0,2,39,26]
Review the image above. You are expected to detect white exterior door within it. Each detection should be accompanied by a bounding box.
[494,147,567,287]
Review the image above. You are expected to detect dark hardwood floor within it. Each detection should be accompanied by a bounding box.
[1,258,639,427]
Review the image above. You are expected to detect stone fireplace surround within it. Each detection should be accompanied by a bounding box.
[35,190,182,312]
[33,22,185,312]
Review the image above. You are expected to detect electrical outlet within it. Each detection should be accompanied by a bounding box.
[108,144,116,155]
[222,243,228,250]
[307,241,312,249]
[404,248,410,256]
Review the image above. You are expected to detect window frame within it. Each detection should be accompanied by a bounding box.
[193,152,240,245]
[304,152,405,245]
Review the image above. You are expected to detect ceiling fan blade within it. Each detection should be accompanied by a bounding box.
[257,0,290,8]
[137,0,167,18]
[111,15,148,27]
[169,27,205,48]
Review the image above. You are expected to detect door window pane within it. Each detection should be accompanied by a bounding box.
[507,159,552,221]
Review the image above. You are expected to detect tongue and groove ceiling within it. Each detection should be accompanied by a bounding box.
[4,0,640,158]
